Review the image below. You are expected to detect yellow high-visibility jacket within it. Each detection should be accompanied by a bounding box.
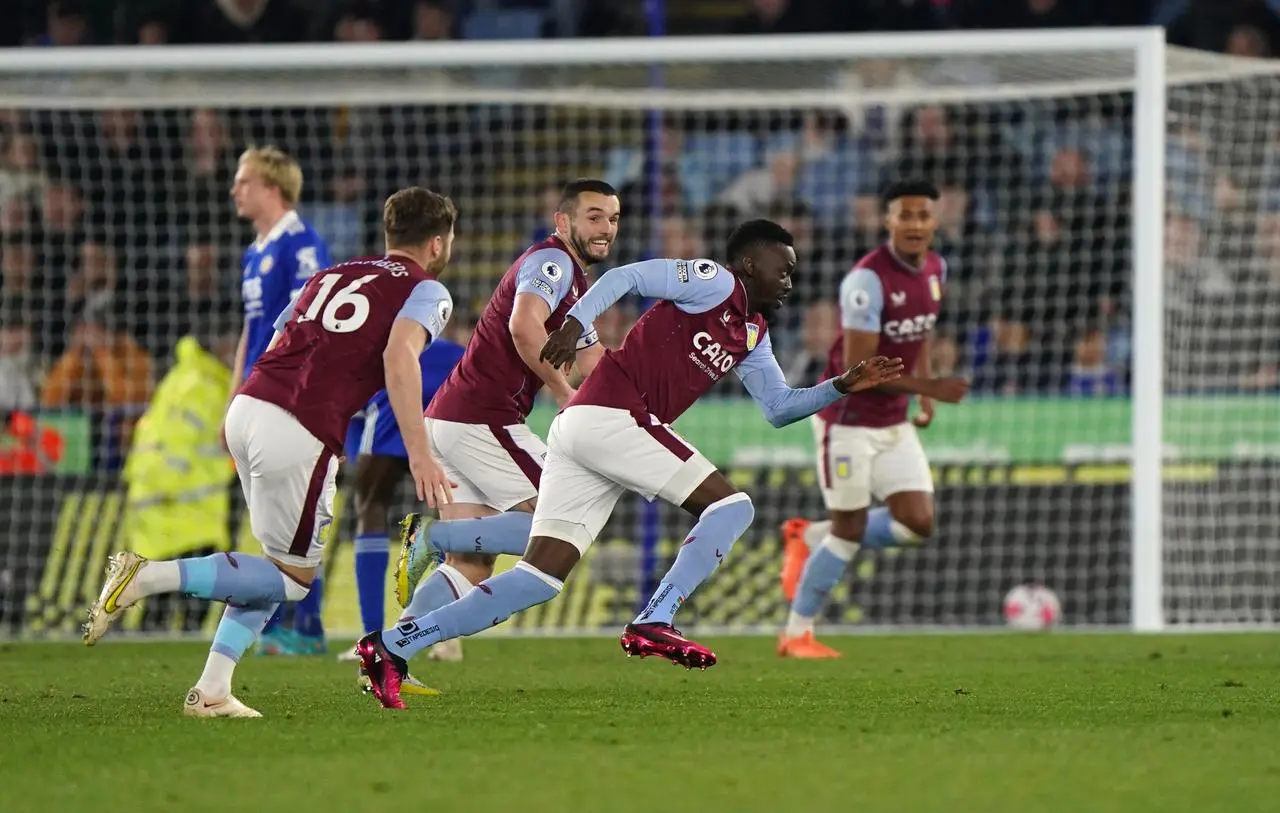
[123,337,233,560]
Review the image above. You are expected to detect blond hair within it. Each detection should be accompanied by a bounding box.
[238,146,303,206]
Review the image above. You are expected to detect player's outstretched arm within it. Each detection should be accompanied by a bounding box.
[736,333,903,428]
[385,279,455,507]
[541,258,730,368]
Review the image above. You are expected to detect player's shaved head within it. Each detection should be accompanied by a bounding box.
[726,219,796,314]
[383,187,457,248]
[725,218,794,268]
[558,178,619,215]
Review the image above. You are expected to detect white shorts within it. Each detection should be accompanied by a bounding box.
[813,417,934,512]
[531,405,718,554]
[425,418,545,512]
[224,395,339,568]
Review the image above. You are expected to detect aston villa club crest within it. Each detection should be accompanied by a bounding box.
[929,276,942,301]
[745,323,760,352]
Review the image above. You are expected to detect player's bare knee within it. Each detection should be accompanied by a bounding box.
[886,493,935,540]
[267,559,316,600]
[830,509,868,542]
[522,536,580,583]
[444,552,497,584]
[680,472,739,517]
[894,509,934,541]
[355,500,390,537]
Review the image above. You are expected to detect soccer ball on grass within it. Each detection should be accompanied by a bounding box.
[1002,583,1062,630]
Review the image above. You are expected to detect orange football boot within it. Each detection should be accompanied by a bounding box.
[779,518,812,602]
[777,631,843,659]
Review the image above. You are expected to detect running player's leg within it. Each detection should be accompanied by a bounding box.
[351,453,410,636]
[612,420,749,668]
[780,423,882,658]
[86,396,331,716]
[862,424,936,549]
[396,420,541,609]
[359,408,623,708]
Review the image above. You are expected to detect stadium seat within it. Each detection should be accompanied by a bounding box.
[462,9,546,40]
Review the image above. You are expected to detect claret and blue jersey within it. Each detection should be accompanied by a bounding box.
[240,210,332,380]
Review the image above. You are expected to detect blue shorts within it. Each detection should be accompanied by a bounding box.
[344,396,407,460]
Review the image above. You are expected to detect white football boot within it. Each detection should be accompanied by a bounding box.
[83,551,148,646]
[183,688,262,719]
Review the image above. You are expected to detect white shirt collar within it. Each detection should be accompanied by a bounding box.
[255,210,300,251]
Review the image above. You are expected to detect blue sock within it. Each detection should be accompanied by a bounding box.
[861,507,896,550]
[791,538,856,619]
[211,603,279,662]
[634,494,755,626]
[354,533,390,633]
[262,605,285,635]
[427,511,533,556]
[293,575,325,638]
[382,562,561,660]
[177,552,288,605]
[402,564,471,621]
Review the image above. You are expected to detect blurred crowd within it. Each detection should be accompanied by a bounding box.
[1,1,1280,54]
[0,0,1279,473]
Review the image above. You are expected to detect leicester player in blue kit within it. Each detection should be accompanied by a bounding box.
[340,331,466,694]
[222,146,332,656]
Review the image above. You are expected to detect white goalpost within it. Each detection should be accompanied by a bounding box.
[1,28,1277,638]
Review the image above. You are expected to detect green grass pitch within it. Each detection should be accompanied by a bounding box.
[1,633,1277,812]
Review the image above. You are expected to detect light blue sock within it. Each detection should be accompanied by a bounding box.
[211,602,279,662]
[401,564,470,621]
[178,552,289,606]
[634,494,755,626]
[791,537,856,619]
[427,511,533,556]
[354,533,390,634]
[381,562,561,660]
[861,507,896,550]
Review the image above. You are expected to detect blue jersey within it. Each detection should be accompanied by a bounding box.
[344,338,467,460]
[240,210,332,380]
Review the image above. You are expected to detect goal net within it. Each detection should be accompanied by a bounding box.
[0,32,1276,638]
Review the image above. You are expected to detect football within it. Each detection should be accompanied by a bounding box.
[1002,584,1062,630]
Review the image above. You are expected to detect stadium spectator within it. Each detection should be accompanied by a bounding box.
[0,298,38,411]
[0,133,46,215]
[729,0,821,34]
[412,0,457,40]
[782,300,838,386]
[177,0,310,45]
[40,300,153,409]
[1066,328,1124,396]
[33,1,92,47]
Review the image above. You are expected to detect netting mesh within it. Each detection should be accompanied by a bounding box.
[1,41,1278,637]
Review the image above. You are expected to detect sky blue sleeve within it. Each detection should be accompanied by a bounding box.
[735,332,843,428]
[565,257,734,328]
[271,284,306,331]
[840,267,884,332]
[514,247,575,311]
[397,279,454,341]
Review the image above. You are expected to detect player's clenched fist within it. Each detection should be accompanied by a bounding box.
[835,355,904,394]
[409,451,455,509]
[540,316,584,370]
